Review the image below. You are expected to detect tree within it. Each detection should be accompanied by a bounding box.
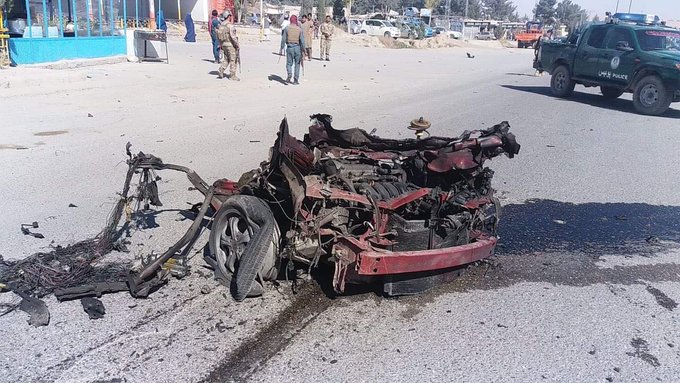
[446,0,482,18]
[555,0,588,31]
[317,0,327,20]
[534,0,557,24]
[333,0,344,19]
[483,0,516,20]
[424,0,440,10]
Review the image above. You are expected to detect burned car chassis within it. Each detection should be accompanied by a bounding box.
[121,114,520,300]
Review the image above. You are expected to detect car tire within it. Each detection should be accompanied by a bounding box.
[632,75,672,116]
[206,195,280,301]
[550,65,575,98]
[518,41,524,48]
[384,31,391,38]
[360,30,367,34]
[600,86,624,99]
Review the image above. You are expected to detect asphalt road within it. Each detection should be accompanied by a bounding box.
[1,39,679,383]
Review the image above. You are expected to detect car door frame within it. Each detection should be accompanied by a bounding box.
[597,26,638,87]
[573,25,609,80]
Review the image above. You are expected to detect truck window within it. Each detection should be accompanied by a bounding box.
[635,29,680,51]
[605,28,635,49]
[586,26,607,48]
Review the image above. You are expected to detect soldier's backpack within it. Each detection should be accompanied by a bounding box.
[217,24,231,43]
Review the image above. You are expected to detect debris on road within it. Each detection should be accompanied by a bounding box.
[20,222,45,239]
[81,297,106,319]
[18,293,50,327]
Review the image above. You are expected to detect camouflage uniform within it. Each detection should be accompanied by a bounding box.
[320,18,334,61]
[217,20,239,80]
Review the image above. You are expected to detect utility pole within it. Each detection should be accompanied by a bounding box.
[615,0,620,12]
[627,0,632,13]
[464,0,468,19]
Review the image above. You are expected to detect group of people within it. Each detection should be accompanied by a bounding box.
[207,10,336,85]
[279,14,334,85]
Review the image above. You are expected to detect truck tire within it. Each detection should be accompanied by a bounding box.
[207,195,280,301]
[632,75,672,116]
[550,65,575,98]
[600,86,624,99]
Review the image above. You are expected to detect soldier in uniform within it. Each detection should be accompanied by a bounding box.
[217,12,240,81]
[301,15,313,61]
[320,15,334,61]
[279,15,305,85]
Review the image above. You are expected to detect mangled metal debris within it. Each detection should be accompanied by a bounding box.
[0,114,520,308]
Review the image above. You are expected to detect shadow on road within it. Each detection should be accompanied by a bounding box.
[498,199,680,255]
[501,85,680,118]
[267,74,289,85]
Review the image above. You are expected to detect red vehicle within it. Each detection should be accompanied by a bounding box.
[122,114,520,300]
[516,21,543,48]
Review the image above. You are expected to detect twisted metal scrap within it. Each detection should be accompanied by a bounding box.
[0,152,143,297]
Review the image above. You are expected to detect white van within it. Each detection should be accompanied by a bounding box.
[360,19,402,38]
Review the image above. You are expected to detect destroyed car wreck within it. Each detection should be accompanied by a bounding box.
[2,114,520,303]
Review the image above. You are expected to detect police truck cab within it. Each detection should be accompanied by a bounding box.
[534,13,680,115]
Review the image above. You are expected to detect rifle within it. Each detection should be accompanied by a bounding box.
[236,48,242,74]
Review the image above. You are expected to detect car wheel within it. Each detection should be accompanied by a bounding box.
[633,75,672,116]
[550,65,575,98]
[206,195,280,301]
[600,86,624,99]
[409,32,415,39]
[384,31,391,38]
[360,30,367,34]
[518,41,524,48]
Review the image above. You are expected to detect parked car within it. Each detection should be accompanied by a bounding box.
[406,19,433,38]
[433,26,462,39]
[394,22,418,39]
[475,31,496,40]
[360,19,402,38]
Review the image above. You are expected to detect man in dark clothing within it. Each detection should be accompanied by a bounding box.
[184,13,196,42]
[208,10,220,63]
[279,15,305,85]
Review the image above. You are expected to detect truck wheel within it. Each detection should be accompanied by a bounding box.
[206,195,280,301]
[550,65,575,98]
[600,86,624,99]
[633,76,672,116]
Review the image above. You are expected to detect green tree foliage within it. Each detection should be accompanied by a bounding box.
[333,0,345,18]
[534,0,557,24]
[555,0,588,31]
[317,0,327,19]
[446,0,482,18]
[483,0,516,21]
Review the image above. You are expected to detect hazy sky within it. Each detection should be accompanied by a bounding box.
[513,0,680,21]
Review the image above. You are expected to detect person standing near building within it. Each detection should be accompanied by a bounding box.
[279,15,305,85]
[218,12,240,81]
[301,15,313,61]
[209,10,220,63]
[319,15,334,61]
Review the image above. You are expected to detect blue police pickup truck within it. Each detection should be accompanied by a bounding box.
[534,13,680,116]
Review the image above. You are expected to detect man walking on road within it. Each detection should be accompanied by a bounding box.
[279,15,305,85]
[208,10,220,63]
[320,15,334,61]
[301,15,313,61]
[217,12,240,81]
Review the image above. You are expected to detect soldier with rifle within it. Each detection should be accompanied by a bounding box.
[217,11,240,81]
